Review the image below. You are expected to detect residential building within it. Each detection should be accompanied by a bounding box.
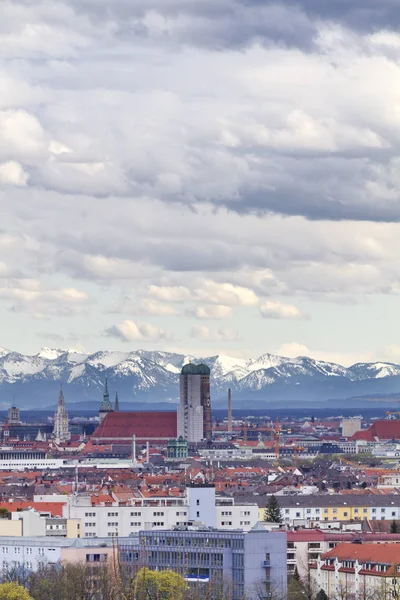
[120,526,287,600]
[261,495,400,527]
[0,536,125,572]
[177,363,212,443]
[286,529,400,579]
[64,484,259,538]
[311,542,400,599]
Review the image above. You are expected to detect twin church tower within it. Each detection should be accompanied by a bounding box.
[53,363,212,445]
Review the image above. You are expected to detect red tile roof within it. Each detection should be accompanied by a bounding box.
[322,542,400,564]
[351,420,400,441]
[91,412,177,440]
[0,501,65,517]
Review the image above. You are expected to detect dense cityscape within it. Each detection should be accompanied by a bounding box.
[0,363,398,597]
[2,0,399,597]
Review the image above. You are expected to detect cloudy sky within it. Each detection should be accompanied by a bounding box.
[2,0,400,365]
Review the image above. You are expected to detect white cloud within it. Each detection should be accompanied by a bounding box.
[147,285,192,303]
[190,325,240,341]
[195,281,258,306]
[0,161,29,186]
[0,280,91,318]
[105,319,171,343]
[134,300,179,316]
[189,304,233,319]
[259,300,304,319]
[0,109,47,161]
[1,0,400,359]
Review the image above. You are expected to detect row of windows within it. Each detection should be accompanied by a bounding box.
[2,560,33,569]
[143,537,243,549]
[288,507,398,516]
[2,548,51,555]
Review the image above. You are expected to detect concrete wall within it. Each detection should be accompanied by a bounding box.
[0,519,22,536]
[187,485,216,527]
[244,531,287,600]
[341,418,362,438]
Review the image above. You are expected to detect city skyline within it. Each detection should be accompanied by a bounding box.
[1,1,400,366]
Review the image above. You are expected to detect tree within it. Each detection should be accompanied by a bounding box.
[264,495,282,523]
[0,508,9,519]
[0,583,32,600]
[316,591,328,600]
[391,520,399,533]
[132,568,187,600]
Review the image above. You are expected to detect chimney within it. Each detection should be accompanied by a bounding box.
[228,388,232,433]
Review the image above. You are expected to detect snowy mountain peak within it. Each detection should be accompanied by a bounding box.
[37,348,65,360]
[0,347,399,408]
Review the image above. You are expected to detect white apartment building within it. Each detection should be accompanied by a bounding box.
[311,542,400,600]
[0,536,125,573]
[64,484,259,538]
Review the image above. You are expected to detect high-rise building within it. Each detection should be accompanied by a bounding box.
[99,378,113,423]
[52,387,71,444]
[8,405,20,425]
[177,363,212,443]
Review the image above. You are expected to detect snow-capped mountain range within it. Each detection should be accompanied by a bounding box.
[1,347,400,409]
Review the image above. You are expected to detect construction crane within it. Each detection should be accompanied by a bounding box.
[386,411,400,419]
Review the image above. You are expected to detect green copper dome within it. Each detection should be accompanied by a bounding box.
[181,363,210,375]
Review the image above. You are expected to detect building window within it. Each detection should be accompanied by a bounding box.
[196,500,200,506]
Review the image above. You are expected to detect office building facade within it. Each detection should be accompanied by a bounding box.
[121,527,287,600]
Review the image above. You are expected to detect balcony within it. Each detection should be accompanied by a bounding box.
[262,560,270,568]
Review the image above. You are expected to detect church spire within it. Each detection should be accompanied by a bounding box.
[104,377,109,402]
[114,392,119,412]
[59,384,65,408]
[52,385,70,444]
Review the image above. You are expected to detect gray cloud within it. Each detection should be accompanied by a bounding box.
[65,0,400,49]
[2,0,400,361]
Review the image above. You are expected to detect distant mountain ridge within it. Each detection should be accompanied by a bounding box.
[1,347,400,409]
